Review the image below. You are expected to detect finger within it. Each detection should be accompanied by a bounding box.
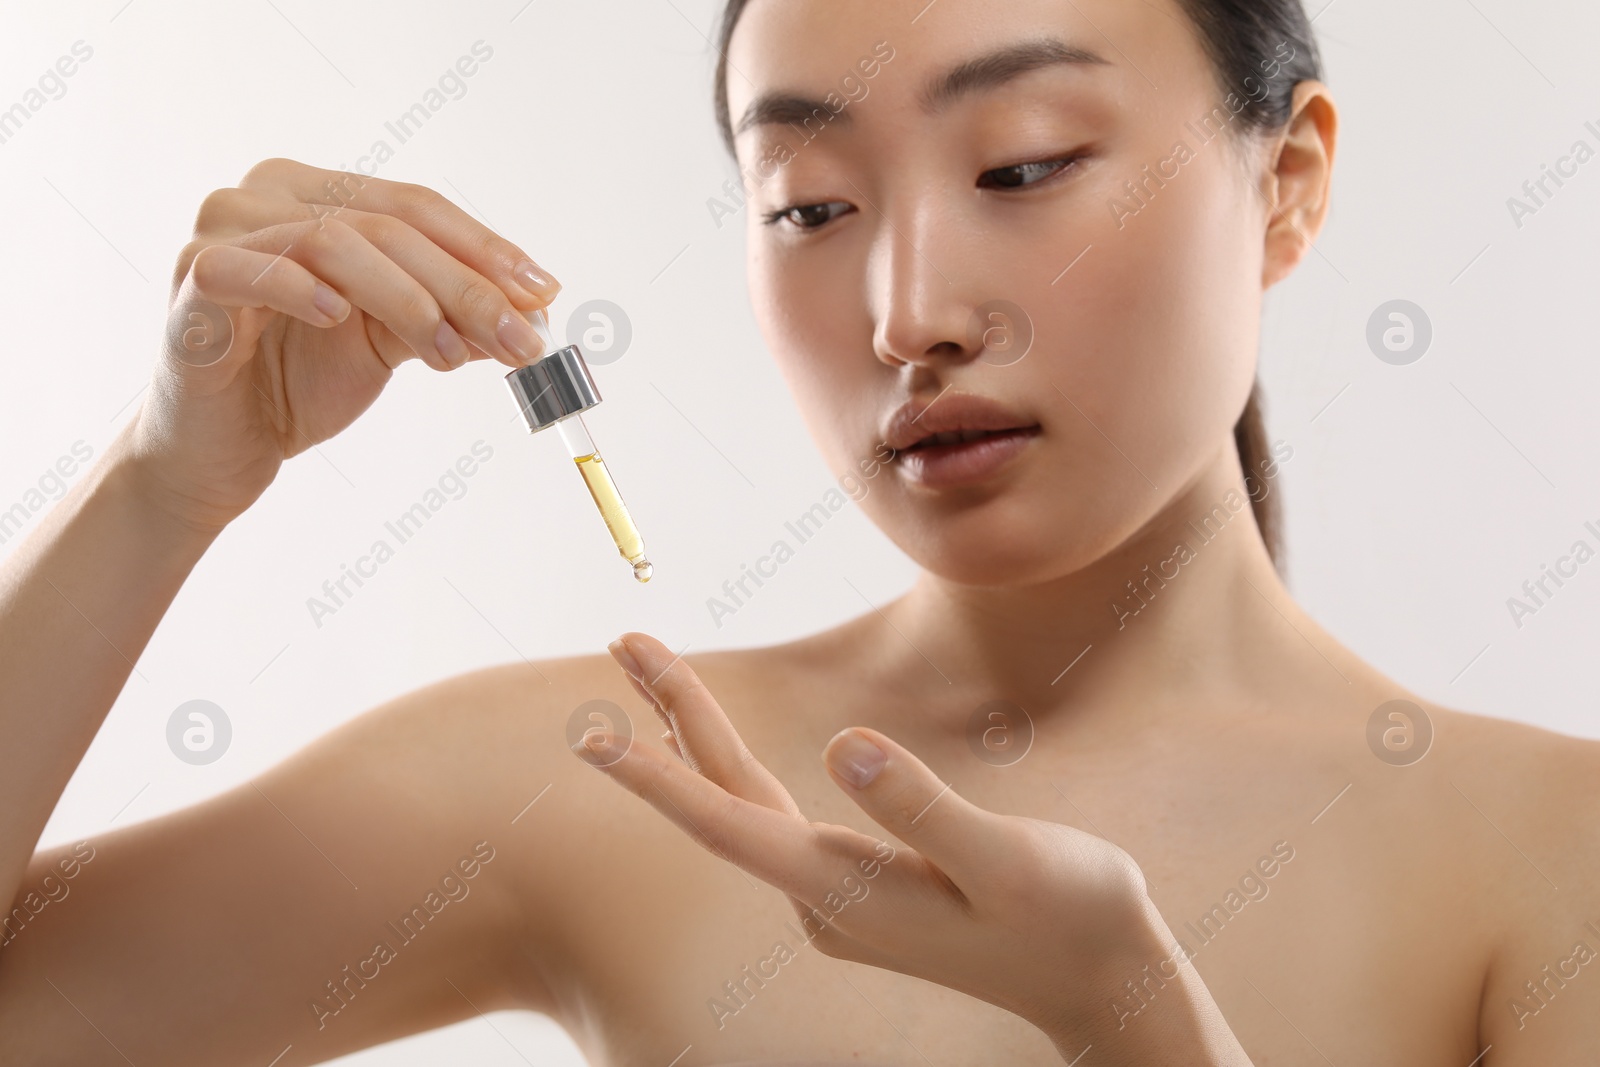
[236,159,562,306]
[609,632,802,818]
[364,318,435,374]
[574,728,847,901]
[339,210,547,368]
[232,219,468,372]
[200,192,548,369]
[190,185,292,241]
[186,243,351,329]
[822,726,1004,883]
[620,666,669,727]
[662,730,683,761]
[366,317,497,372]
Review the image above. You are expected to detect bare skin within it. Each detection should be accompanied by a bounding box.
[2,0,1599,1063]
[4,534,1595,1065]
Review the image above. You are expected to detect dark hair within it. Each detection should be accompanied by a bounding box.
[710,0,1323,573]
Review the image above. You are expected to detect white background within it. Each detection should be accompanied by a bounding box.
[1,0,1597,1061]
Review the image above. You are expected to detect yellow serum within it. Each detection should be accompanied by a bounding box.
[574,452,653,582]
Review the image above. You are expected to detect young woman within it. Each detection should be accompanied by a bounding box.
[1,0,1595,1063]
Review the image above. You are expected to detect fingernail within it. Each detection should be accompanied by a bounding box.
[530,306,554,349]
[313,283,350,324]
[513,258,561,299]
[497,309,544,363]
[826,729,885,788]
[608,637,644,682]
[571,730,620,767]
[435,319,470,368]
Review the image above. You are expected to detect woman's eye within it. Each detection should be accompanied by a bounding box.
[759,156,1080,232]
[761,201,853,231]
[978,155,1081,191]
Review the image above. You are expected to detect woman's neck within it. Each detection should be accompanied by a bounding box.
[872,442,1368,735]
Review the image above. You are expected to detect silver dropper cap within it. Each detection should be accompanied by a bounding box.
[504,314,602,433]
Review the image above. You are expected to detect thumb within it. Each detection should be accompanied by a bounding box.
[821,726,1000,880]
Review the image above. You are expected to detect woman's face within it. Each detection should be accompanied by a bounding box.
[725,0,1278,587]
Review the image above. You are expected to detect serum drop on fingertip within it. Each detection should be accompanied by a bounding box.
[504,319,654,584]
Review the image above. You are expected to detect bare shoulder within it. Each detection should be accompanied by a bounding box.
[0,642,819,1066]
[1432,699,1600,765]
[377,633,827,980]
[1427,702,1600,845]
[0,629,845,1067]
[1419,703,1600,1061]
[1418,701,1600,885]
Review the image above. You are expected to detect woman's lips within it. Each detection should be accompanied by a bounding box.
[894,426,1041,488]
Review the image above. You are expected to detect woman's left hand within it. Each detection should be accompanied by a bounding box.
[578,632,1252,1065]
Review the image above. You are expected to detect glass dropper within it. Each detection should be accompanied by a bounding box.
[505,309,653,583]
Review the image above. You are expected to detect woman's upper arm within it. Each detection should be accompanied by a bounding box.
[0,660,590,1066]
[1471,731,1600,1064]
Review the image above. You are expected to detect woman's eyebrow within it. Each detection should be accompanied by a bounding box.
[919,37,1111,113]
[734,37,1110,137]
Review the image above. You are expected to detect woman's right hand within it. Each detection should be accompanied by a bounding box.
[131,156,562,532]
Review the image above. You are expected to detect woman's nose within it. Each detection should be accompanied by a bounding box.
[865,198,987,370]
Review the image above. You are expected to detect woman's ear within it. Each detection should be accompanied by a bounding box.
[1259,79,1339,290]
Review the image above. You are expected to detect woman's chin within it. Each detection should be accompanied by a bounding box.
[898,528,1102,589]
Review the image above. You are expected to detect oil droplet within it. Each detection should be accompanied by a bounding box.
[633,559,653,583]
